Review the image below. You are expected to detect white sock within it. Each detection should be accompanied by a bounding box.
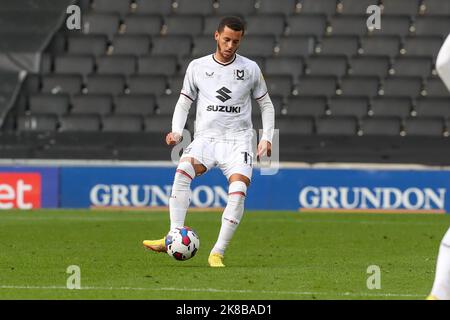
[430,228,450,300]
[211,181,247,256]
[169,162,195,230]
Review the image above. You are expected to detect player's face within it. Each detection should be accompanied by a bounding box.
[215,26,243,61]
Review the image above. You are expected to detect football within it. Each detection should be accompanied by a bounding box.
[165,226,200,261]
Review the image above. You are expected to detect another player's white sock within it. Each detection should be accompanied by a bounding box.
[169,162,195,230]
[211,181,247,256]
[430,228,450,300]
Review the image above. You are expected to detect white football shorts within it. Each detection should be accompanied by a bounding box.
[181,137,254,181]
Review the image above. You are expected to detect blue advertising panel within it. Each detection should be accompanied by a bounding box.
[266,168,449,213]
[60,166,229,209]
[60,166,450,213]
[0,166,59,208]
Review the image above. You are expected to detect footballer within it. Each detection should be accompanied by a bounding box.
[428,33,450,300]
[143,16,275,267]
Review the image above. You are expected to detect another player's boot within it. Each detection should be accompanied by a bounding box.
[426,295,439,300]
[208,253,225,267]
[143,238,166,253]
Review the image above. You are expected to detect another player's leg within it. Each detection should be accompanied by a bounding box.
[209,174,249,267]
[143,158,206,253]
[428,228,450,300]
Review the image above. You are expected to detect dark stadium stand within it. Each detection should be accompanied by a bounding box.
[1,0,450,164]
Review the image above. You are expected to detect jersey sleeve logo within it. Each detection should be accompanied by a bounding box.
[215,86,232,102]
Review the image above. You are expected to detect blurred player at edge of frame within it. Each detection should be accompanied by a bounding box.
[427,33,450,300]
[142,16,275,267]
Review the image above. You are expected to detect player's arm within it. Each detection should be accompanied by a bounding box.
[166,94,193,145]
[437,34,450,92]
[252,62,275,158]
[166,61,197,146]
[255,93,275,158]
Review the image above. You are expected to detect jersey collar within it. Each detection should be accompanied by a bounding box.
[212,53,237,66]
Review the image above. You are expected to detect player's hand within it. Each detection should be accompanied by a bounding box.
[257,140,272,160]
[166,132,182,146]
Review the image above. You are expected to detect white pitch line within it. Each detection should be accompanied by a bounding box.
[0,215,447,227]
[0,216,163,222]
[0,285,424,298]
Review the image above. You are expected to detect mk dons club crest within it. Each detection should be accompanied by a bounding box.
[235,69,245,80]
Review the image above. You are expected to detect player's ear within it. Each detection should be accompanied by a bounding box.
[214,31,219,41]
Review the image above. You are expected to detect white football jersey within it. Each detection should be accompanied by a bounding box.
[181,53,268,141]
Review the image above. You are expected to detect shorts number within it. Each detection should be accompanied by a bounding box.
[241,152,253,166]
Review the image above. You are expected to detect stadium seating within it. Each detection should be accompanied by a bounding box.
[297,75,337,96]
[413,16,450,38]
[287,14,327,36]
[82,12,120,39]
[1,0,449,164]
[317,36,359,56]
[245,14,286,36]
[348,56,390,78]
[257,0,299,16]
[359,35,401,57]
[360,116,402,136]
[286,96,328,117]
[54,55,95,75]
[316,116,358,136]
[91,0,131,16]
[339,0,378,15]
[174,0,215,16]
[59,114,101,132]
[339,76,379,97]
[381,0,420,16]
[305,55,348,77]
[265,57,304,80]
[17,114,59,132]
[115,94,156,116]
[121,15,162,35]
[215,0,257,16]
[110,35,151,55]
[71,94,113,115]
[370,15,412,37]
[369,97,413,118]
[133,0,173,15]
[28,94,70,116]
[328,15,369,36]
[422,0,450,16]
[415,97,450,118]
[403,117,446,137]
[402,36,443,60]
[328,96,369,118]
[67,34,108,55]
[275,36,315,57]
[299,0,338,16]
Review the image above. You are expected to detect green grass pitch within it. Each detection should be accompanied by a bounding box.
[0,209,448,300]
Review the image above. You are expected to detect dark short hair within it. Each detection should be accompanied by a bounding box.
[217,16,245,35]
